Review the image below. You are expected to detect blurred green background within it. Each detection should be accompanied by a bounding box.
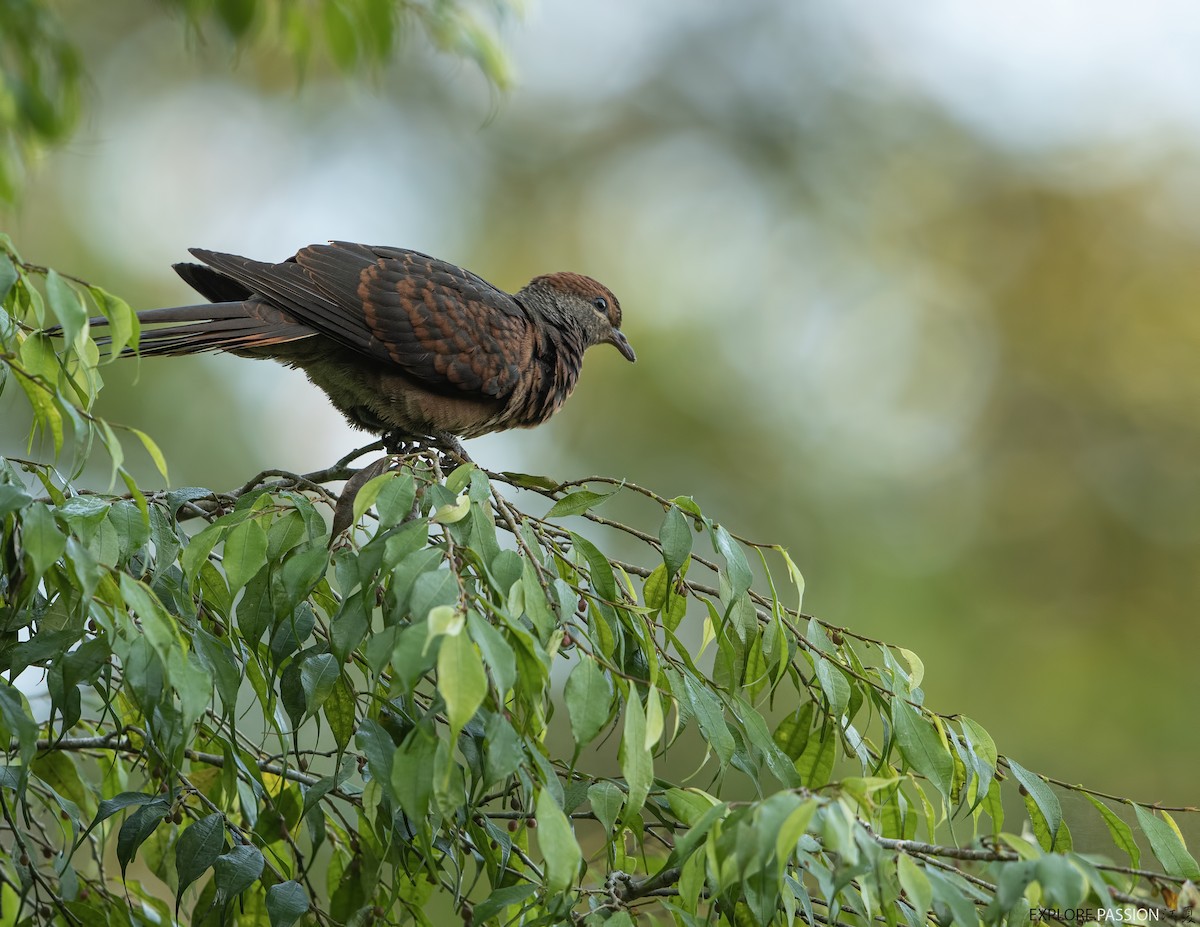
[3,2,1197,807]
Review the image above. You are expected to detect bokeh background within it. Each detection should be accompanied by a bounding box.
[3,1,1198,809]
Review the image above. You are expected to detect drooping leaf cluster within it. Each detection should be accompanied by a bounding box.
[0,0,81,201]
[0,0,515,203]
[1,248,1198,925]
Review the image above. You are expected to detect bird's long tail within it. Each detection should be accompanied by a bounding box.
[127,302,313,356]
[82,301,315,356]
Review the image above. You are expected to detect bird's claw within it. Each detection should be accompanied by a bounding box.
[380,430,471,465]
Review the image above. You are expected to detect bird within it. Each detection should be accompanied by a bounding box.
[88,241,635,454]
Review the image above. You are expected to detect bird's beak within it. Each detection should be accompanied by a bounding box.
[608,330,636,362]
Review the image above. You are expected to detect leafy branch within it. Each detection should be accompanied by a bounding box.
[3,252,1199,925]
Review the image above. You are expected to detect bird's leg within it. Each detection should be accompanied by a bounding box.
[381,429,420,455]
[429,432,472,465]
[383,429,470,465]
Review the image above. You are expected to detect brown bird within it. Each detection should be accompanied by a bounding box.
[100,241,635,453]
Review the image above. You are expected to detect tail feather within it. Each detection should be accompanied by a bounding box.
[92,301,316,356]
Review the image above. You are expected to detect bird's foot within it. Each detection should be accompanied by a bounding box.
[381,430,420,455]
[429,433,472,465]
[380,430,470,465]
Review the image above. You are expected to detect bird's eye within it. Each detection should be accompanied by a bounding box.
[592,296,608,313]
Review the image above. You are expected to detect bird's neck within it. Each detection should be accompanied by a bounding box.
[515,317,587,427]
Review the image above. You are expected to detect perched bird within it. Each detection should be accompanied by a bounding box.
[94,242,635,453]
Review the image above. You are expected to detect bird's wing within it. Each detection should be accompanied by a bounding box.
[190,243,533,399]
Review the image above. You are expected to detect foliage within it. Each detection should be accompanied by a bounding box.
[0,0,515,203]
[0,0,81,201]
[2,246,1199,925]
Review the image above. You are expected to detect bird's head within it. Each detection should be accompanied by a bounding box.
[520,272,636,362]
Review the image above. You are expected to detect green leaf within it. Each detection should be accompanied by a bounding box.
[666,787,719,828]
[892,701,953,804]
[776,544,806,616]
[927,867,979,927]
[815,656,850,717]
[89,286,137,357]
[375,469,415,526]
[431,490,470,524]
[91,792,158,829]
[773,703,813,761]
[644,684,664,749]
[467,610,516,697]
[664,799,728,870]
[545,488,614,518]
[266,880,308,927]
[774,797,818,867]
[0,683,38,765]
[897,852,933,925]
[643,562,668,610]
[0,483,32,517]
[620,690,652,818]
[537,788,582,894]
[588,781,624,836]
[182,521,226,586]
[411,567,457,620]
[275,543,329,614]
[958,716,998,803]
[427,605,465,641]
[175,813,225,906]
[360,0,395,59]
[1035,854,1086,909]
[21,501,66,578]
[107,499,150,565]
[223,516,266,594]
[351,471,397,524]
[488,549,523,596]
[474,885,538,925]
[483,712,522,784]
[127,427,168,481]
[437,630,487,735]
[391,730,436,819]
[983,775,1005,834]
[1133,804,1200,880]
[0,253,17,304]
[992,856,1036,914]
[897,647,925,688]
[16,334,64,452]
[298,652,340,719]
[713,524,752,597]
[659,505,692,577]
[45,269,86,346]
[500,471,559,491]
[565,657,614,747]
[1083,794,1139,869]
[324,674,357,753]
[570,531,617,602]
[213,843,264,902]
[322,0,358,69]
[678,672,735,766]
[117,800,170,876]
[1007,758,1062,848]
[215,0,256,37]
[330,590,370,664]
